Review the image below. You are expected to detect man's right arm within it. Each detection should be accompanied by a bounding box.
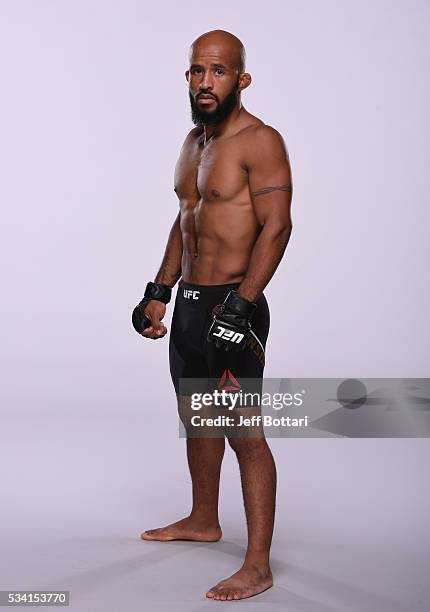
[135,211,182,339]
[133,126,198,339]
[154,211,182,287]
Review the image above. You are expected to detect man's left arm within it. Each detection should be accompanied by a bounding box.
[239,125,293,302]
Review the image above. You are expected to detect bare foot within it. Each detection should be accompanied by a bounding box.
[140,515,222,542]
[206,564,273,600]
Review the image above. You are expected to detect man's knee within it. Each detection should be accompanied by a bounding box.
[177,394,226,438]
[227,435,268,457]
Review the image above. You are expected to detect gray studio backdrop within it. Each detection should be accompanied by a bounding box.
[1,2,429,611]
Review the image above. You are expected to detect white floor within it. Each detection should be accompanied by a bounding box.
[1,392,429,611]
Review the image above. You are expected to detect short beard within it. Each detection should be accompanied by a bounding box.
[189,82,240,127]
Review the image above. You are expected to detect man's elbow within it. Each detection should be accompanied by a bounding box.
[271,222,293,242]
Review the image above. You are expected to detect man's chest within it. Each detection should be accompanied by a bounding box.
[174,140,248,203]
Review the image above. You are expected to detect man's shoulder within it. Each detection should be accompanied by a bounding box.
[187,126,204,138]
[241,123,286,147]
[240,123,287,167]
[177,127,204,155]
[184,126,204,144]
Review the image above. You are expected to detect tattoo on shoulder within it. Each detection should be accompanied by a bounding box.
[251,184,292,197]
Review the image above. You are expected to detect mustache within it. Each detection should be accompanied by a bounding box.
[196,92,219,102]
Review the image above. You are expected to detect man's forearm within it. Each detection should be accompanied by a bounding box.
[154,213,183,287]
[238,223,292,302]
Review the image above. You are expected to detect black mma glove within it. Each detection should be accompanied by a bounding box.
[207,290,257,352]
[132,282,172,334]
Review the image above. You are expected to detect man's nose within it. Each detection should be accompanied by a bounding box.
[199,71,214,90]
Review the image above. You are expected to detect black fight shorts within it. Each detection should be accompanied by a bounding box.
[169,280,270,396]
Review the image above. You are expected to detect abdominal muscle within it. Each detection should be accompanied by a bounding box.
[180,205,260,285]
[181,248,249,285]
[182,219,258,285]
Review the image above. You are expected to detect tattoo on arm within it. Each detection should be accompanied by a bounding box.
[155,253,169,284]
[155,252,181,286]
[251,184,292,197]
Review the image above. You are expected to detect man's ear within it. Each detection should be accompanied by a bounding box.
[238,72,252,92]
[185,70,190,82]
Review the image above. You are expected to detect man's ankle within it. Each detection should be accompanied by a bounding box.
[188,511,220,527]
[242,556,271,573]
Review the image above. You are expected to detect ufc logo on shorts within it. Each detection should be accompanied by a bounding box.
[213,325,244,343]
[183,289,200,300]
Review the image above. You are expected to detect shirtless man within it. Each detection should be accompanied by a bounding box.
[132,30,293,601]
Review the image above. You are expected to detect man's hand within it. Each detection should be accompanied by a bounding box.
[140,300,168,339]
[132,281,171,339]
[207,290,257,352]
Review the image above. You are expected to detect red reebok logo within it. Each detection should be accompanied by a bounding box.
[218,369,241,392]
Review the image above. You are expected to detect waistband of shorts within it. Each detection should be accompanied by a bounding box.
[178,279,241,293]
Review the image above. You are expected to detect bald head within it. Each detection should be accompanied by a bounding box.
[186,30,251,127]
[189,30,246,73]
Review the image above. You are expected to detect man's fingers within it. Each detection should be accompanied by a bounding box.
[156,324,168,337]
[152,320,166,334]
[141,324,167,339]
[141,326,154,337]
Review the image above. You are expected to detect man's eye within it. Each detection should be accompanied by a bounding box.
[191,68,202,74]
[215,69,224,75]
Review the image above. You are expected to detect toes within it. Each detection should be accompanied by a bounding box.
[206,580,234,600]
[206,584,221,599]
[140,528,165,540]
